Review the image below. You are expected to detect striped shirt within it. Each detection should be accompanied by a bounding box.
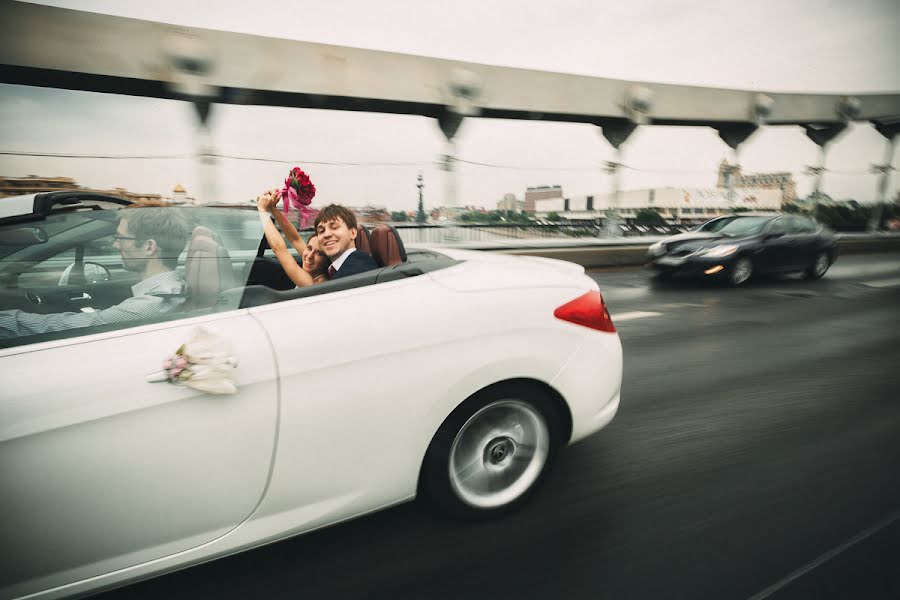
[0,270,186,340]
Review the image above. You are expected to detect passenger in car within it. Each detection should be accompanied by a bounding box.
[0,207,190,339]
[257,189,330,287]
[314,204,378,279]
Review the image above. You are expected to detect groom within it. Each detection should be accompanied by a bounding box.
[315,204,378,279]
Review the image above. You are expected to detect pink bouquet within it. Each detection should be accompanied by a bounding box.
[158,328,238,395]
[281,166,317,228]
[163,346,191,383]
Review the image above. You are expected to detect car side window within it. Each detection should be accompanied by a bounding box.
[767,218,790,235]
[791,217,818,234]
[0,207,265,350]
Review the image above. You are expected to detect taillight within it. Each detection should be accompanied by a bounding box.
[554,290,616,333]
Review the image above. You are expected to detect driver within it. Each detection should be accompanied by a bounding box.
[0,206,190,340]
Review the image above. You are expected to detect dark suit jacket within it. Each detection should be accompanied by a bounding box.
[333,250,378,279]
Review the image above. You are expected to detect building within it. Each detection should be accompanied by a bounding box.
[0,175,78,197]
[523,162,791,224]
[171,184,188,204]
[717,160,796,202]
[524,185,563,213]
[496,193,524,212]
[0,175,195,204]
[546,187,781,224]
[92,187,166,204]
[352,206,390,224]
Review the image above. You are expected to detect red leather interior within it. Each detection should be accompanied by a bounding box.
[355,225,372,255]
[369,224,407,267]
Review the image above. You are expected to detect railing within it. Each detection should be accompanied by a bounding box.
[390,222,689,244]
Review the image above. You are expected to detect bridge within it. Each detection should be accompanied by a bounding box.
[1,0,899,207]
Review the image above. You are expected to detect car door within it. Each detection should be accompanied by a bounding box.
[0,316,277,593]
[787,216,819,268]
[758,217,792,273]
[246,273,450,532]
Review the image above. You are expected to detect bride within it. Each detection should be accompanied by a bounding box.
[257,189,329,287]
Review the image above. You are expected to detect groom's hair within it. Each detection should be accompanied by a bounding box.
[121,207,190,269]
[314,204,358,231]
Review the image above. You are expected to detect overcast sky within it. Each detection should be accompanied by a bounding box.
[1,0,898,209]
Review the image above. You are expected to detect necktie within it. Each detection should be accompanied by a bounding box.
[328,265,337,278]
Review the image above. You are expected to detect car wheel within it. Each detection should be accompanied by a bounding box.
[805,251,830,279]
[420,386,560,519]
[728,257,753,286]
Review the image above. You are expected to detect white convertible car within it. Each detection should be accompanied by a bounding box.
[0,192,622,599]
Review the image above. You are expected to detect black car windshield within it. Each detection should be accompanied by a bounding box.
[717,216,771,237]
[696,217,738,232]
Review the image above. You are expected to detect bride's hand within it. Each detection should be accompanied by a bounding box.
[257,188,279,213]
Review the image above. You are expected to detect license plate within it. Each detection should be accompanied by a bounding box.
[656,256,685,266]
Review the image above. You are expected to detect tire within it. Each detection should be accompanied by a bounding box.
[728,256,753,286]
[419,385,561,520]
[805,251,830,279]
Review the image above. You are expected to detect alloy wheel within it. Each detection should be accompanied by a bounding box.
[813,253,829,277]
[730,257,753,286]
[448,400,550,509]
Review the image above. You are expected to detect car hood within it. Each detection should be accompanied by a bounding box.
[664,231,723,244]
[663,232,762,253]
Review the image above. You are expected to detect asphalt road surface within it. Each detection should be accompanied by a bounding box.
[97,252,900,600]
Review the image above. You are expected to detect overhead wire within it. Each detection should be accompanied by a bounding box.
[0,149,881,175]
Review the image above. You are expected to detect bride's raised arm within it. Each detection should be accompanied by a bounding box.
[257,189,315,288]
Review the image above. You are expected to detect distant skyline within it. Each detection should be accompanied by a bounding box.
[1,0,898,209]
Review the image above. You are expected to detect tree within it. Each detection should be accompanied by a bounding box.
[634,208,665,226]
[390,210,409,222]
[546,211,562,222]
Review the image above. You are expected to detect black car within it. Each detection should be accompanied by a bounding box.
[646,213,839,285]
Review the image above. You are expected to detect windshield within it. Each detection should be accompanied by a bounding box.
[696,217,738,233]
[0,212,107,261]
[717,216,771,237]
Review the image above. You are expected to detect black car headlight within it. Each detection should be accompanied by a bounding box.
[700,244,738,258]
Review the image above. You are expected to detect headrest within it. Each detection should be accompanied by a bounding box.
[355,224,372,255]
[369,224,407,267]
[184,226,235,308]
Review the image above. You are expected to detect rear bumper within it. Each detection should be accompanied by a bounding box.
[551,332,623,444]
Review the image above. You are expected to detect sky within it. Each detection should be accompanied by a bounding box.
[1,0,899,210]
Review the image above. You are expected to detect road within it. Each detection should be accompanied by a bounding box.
[97,253,900,600]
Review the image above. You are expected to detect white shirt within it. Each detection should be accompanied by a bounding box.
[329,247,356,273]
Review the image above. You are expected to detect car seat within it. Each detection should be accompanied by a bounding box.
[369,224,407,267]
[183,226,236,310]
[355,224,372,255]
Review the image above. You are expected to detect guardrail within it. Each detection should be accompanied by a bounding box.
[391,222,679,245]
[412,232,900,269]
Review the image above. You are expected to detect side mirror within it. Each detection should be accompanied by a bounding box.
[58,262,111,285]
[765,231,784,240]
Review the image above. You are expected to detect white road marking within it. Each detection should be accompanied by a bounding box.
[610,311,663,321]
[862,277,900,288]
[745,507,900,600]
